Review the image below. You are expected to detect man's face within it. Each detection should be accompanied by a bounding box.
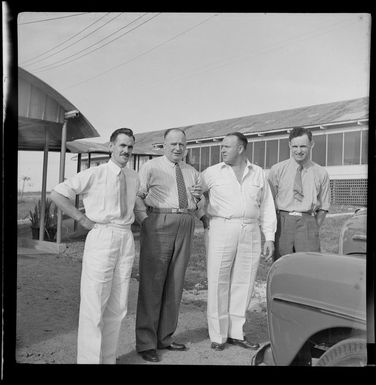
[164,130,187,163]
[221,135,242,165]
[110,133,134,168]
[289,134,312,164]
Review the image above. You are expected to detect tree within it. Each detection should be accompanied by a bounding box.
[19,175,31,202]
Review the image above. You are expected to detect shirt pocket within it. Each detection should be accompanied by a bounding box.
[247,183,262,203]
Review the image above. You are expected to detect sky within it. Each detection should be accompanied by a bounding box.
[8,10,372,192]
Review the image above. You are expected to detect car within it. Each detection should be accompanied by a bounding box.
[251,208,368,366]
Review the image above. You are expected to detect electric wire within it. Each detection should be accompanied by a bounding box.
[18,13,88,25]
[136,16,362,92]
[62,13,218,90]
[31,13,154,73]
[20,13,112,66]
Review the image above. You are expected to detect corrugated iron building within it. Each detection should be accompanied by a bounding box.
[80,97,369,206]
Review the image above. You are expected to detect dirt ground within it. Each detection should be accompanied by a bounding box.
[16,235,268,366]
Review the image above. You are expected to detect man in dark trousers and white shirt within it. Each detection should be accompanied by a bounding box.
[268,127,331,261]
[134,128,205,363]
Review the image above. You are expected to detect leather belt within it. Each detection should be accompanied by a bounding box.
[148,207,196,214]
[278,210,314,217]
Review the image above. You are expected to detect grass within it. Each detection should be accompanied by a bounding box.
[131,213,351,290]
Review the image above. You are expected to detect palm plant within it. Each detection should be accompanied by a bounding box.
[29,198,58,241]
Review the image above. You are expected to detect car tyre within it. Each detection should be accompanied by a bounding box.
[315,338,367,367]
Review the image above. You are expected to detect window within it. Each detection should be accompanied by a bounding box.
[327,133,343,166]
[312,134,326,166]
[344,131,361,165]
[190,148,200,171]
[265,140,278,169]
[361,130,368,165]
[253,141,265,168]
[210,145,220,166]
[246,142,253,162]
[279,138,290,162]
[201,147,210,171]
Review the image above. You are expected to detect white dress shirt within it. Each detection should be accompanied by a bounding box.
[53,159,141,226]
[201,160,277,241]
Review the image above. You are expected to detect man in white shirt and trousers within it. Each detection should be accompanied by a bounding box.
[200,132,277,351]
[51,128,142,364]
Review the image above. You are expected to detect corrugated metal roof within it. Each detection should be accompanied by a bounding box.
[174,97,369,142]
[18,67,99,151]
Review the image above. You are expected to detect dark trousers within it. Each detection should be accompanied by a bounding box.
[135,212,195,352]
[274,211,320,261]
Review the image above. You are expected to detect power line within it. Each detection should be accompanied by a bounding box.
[24,13,124,68]
[62,13,218,90]
[18,12,88,25]
[31,13,154,73]
[21,13,112,66]
[136,16,362,93]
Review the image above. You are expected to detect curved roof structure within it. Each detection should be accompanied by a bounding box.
[18,67,99,151]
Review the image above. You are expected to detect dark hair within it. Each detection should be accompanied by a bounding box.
[225,132,248,150]
[110,127,135,142]
[164,128,186,139]
[288,127,312,142]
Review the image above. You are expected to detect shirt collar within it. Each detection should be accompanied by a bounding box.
[289,157,313,170]
[162,155,183,167]
[108,159,124,175]
[220,159,253,169]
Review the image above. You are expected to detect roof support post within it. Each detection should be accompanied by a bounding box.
[73,153,82,232]
[56,119,68,244]
[38,128,49,241]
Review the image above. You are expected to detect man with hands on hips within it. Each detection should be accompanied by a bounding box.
[200,132,276,351]
[50,128,142,364]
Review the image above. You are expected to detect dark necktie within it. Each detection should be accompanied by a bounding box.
[293,165,304,202]
[119,169,127,216]
[175,163,188,209]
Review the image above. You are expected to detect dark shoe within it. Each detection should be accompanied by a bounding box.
[227,338,260,350]
[161,342,187,351]
[139,349,160,362]
[211,342,226,351]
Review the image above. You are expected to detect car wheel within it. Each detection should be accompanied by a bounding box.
[315,338,367,366]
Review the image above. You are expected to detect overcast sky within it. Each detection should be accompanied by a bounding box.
[11,11,371,192]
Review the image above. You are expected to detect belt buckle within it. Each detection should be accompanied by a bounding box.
[289,211,302,216]
[172,208,178,213]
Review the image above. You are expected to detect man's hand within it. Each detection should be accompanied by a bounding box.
[78,215,96,230]
[200,214,210,230]
[263,241,274,262]
[190,184,203,200]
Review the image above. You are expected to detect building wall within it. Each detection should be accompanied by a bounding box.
[186,124,369,206]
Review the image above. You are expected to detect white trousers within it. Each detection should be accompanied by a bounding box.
[77,223,135,364]
[206,217,261,344]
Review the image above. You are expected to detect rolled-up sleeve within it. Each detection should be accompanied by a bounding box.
[53,169,93,201]
[259,172,277,241]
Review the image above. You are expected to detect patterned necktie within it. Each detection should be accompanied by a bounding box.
[175,162,188,209]
[293,165,304,202]
[119,169,127,216]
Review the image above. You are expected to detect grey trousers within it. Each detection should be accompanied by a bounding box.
[274,211,320,261]
[135,212,195,352]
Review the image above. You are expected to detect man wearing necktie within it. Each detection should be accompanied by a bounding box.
[134,128,205,362]
[51,128,143,364]
[268,127,331,261]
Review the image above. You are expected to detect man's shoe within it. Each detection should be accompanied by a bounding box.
[227,338,260,350]
[211,342,226,351]
[161,342,187,351]
[139,349,160,362]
